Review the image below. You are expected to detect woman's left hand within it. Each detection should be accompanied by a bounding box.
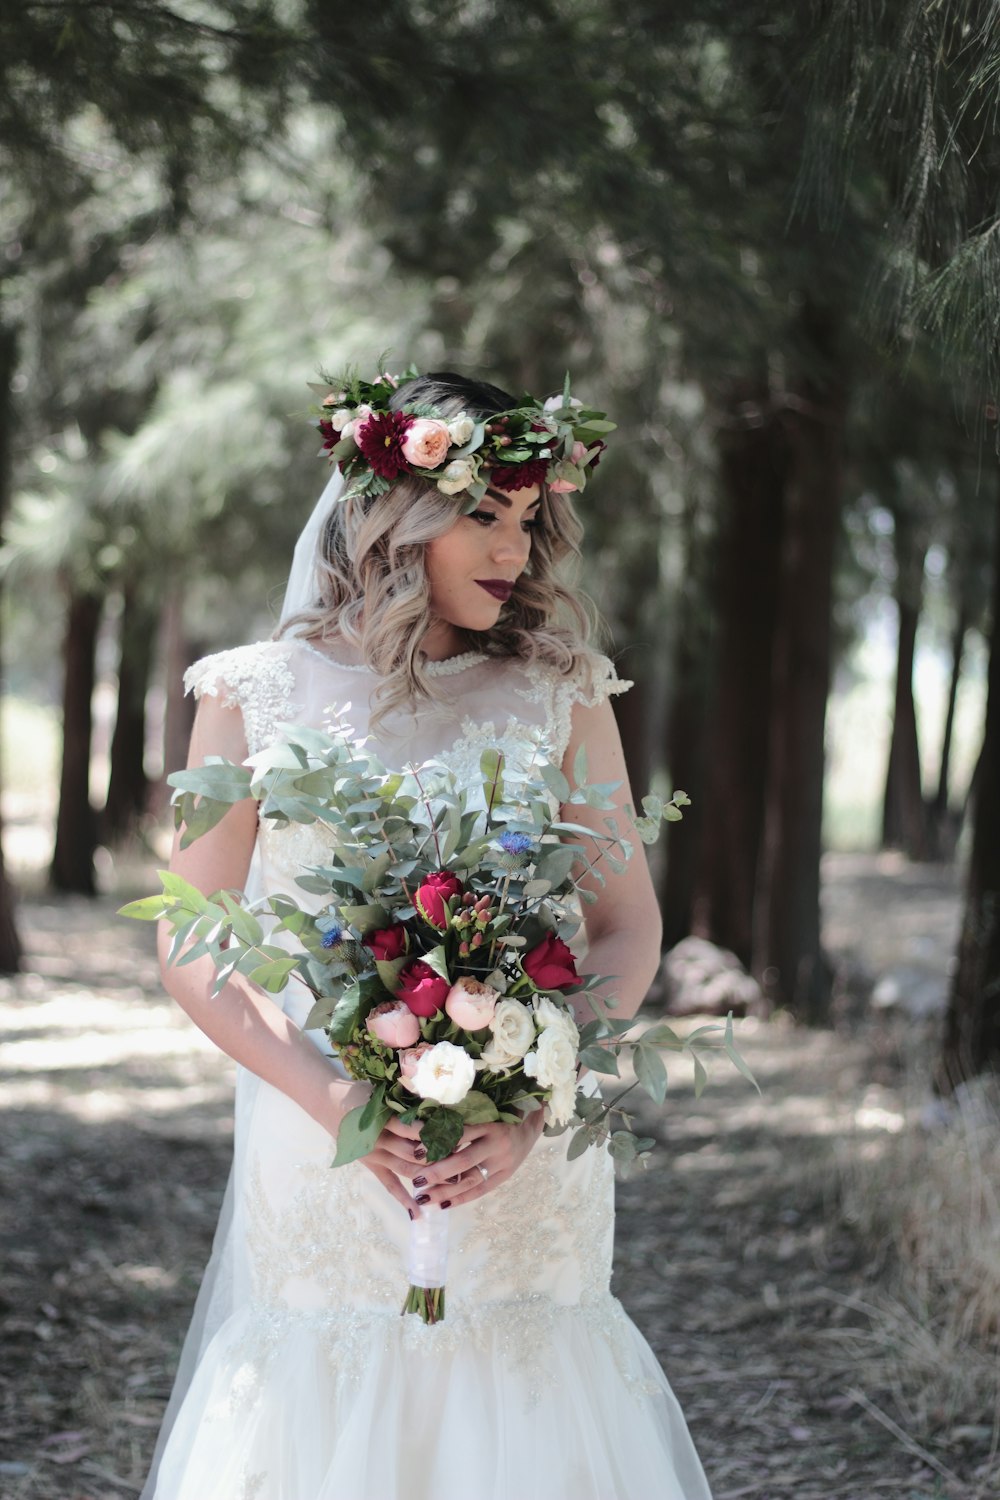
[408,1108,546,1210]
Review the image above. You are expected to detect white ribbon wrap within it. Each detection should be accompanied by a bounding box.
[405,1204,450,1289]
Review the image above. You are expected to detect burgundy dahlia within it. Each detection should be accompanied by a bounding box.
[489,458,550,492]
[355,409,414,479]
[319,419,338,452]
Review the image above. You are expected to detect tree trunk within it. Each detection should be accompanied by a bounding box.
[938,473,1000,1089]
[50,587,103,894]
[690,384,787,966]
[753,307,845,1022]
[102,580,157,842]
[152,585,199,814]
[0,316,21,971]
[881,511,929,858]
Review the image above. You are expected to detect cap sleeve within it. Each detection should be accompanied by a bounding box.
[183,641,298,755]
[550,650,634,766]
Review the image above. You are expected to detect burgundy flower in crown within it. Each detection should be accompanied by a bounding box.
[489,459,551,493]
[355,409,415,480]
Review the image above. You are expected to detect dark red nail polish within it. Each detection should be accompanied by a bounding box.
[408,1208,415,1220]
[416,1193,430,1205]
[413,1175,427,1188]
[441,1199,451,1209]
[414,1146,426,1160]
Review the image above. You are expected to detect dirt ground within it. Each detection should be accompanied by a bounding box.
[1,850,997,1500]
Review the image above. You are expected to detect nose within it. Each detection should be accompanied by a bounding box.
[491,519,531,570]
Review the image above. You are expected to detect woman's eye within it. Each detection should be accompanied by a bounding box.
[469,510,541,533]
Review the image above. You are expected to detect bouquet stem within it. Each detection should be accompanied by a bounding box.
[402,1201,449,1324]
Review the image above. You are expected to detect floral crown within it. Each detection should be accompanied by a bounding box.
[309,365,615,510]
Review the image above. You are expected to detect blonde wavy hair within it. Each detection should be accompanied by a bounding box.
[279,372,605,729]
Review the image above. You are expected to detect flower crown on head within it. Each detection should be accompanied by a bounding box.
[309,364,615,511]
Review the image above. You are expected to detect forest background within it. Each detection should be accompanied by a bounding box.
[2,2,1000,1497]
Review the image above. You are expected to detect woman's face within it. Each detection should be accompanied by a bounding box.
[422,482,542,657]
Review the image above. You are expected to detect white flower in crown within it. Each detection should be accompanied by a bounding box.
[543,393,583,413]
[447,413,475,446]
[409,1040,476,1106]
[437,457,477,495]
[329,407,354,432]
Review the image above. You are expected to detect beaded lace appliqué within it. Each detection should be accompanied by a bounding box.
[184,643,301,756]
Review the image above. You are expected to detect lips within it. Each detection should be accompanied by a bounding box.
[475,579,515,601]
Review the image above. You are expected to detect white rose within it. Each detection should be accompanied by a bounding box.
[480,998,536,1069]
[330,407,354,432]
[533,995,579,1044]
[409,1040,476,1106]
[447,414,475,445]
[340,419,357,441]
[436,457,476,495]
[546,1078,578,1128]
[543,393,583,413]
[523,1024,578,1091]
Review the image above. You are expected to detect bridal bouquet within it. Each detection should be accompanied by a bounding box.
[123,720,753,1321]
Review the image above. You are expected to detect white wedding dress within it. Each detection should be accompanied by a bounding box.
[142,635,713,1500]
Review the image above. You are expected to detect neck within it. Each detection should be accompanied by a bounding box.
[419,620,470,661]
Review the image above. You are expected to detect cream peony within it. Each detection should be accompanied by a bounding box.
[401,418,452,469]
[480,998,536,1070]
[436,457,476,495]
[447,413,475,446]
[445,976,499,1032]
[409,1040,476,1106]
[366,999,421,1050]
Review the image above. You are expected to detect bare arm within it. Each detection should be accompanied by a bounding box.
[559,690,663,1028]
[157,693,370,1140]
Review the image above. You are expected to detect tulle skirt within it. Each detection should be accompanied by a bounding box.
[145,1071,712,1500]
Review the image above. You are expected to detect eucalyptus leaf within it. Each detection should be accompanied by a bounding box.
[633,1043,668,1105]
[566,1126,594,1161]
[540,763,570,803]
[332,1099,391,1167]
[118,895,170,921]
[247,957,298,992]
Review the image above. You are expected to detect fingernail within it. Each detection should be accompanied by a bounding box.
[441,1200,451,1209]
[416,1193,431,1205]
[408,1208,415,1220]
[413,1175,427,1188]
[414,1146,426,1160]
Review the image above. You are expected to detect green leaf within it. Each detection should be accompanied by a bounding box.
[639,1022,685,1051]
[577,1045,620,1074]
[452,1090,500,1124]
[374,957,406,993]
[332,1098,391,1167]
[304,998,335,1030]
[420,945,451,982]
[327,980,363,1045]
[159,870,213,912]
[118,895,170,921]
[692,1052,708,1098]
[572,742,589,788]
[219,891,264,946]
[534,845,578,887]
[540,763,570,803]
[633,1043,668,1105]
[247,957,298,992]
[340,902,389,934]
[566,1126,594,1161]
[419,1107,465,1163]
[480,748,505,810]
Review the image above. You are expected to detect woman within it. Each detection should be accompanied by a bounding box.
[143,369,712,1499]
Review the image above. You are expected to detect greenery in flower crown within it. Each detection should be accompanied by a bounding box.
[308,365,616,511]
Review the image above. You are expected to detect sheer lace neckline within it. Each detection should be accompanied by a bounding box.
[294,638,487,678]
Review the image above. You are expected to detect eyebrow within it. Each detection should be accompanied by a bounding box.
[484,487,542,510]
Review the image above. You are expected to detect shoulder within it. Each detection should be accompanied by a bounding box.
[515,649,633,766]
[183,640,296,705]
[183,640,301,756]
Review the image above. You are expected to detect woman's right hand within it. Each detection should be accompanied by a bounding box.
[360,1116,426,1215]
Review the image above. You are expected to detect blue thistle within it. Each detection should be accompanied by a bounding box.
[319,923,344,949]
[498,830,534,855]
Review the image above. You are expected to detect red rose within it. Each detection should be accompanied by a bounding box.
[394,960,450,1018]
[363,923,409,962]
[521,934,580,991]
[414,871,463,932]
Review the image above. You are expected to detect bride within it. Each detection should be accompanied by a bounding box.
[142,368,713,1499]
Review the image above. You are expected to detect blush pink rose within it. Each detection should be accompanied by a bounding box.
[394,959,450,1017]
[399,1041,433,1085]
[365,999,421,1049]
[445,977,500,1032]
[400,418,452,469]
[548,442,590,494]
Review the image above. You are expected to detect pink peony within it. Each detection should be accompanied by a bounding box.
[363,923,409,962]
[399,1042,433,1085]
[366,999,421,1049]
[445,977,500,1032]
[400,418,452,469]
[394,960,450,1018]
[414,871,463,932]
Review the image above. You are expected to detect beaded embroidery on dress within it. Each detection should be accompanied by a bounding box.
[143,637,713,1500]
